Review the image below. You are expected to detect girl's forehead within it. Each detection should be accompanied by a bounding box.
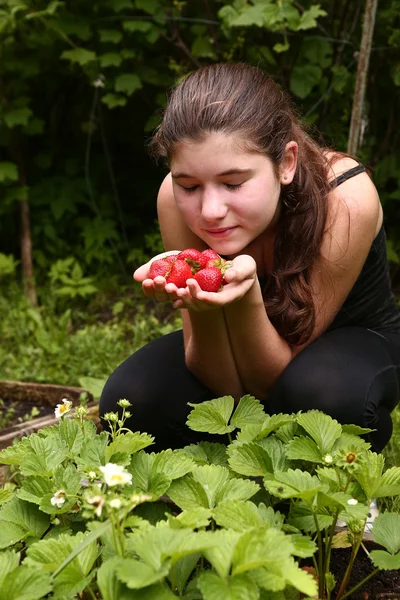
[171,132,260,163]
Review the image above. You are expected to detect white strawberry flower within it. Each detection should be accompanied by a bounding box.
[51,489,66,508]
[55,398,73,419]
[323,454,333,464]
[109,498,122,509]
[87,495,105,517]
[99,463,132,487]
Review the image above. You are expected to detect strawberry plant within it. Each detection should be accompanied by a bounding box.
[0,396,399,599]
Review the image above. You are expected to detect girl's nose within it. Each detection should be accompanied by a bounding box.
[201,190,228,221]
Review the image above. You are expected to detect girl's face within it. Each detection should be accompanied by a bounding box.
[170,132,286,257]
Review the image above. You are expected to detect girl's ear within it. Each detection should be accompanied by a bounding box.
[279,141,298,184]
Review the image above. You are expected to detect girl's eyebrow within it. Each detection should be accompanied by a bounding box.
[171,168,253,179]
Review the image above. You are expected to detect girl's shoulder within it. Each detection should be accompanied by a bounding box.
[324,152,382,238]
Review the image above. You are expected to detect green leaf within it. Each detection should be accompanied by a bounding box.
[232,527,294,575]
[152,449,194,480]
[228,442,273,477]
[0,566,52,600]
[187,396,236,435]
[78,375,106,400]
[286,437,322,463]
[0,489,14,506]
[290,65,322,99]
[288,534,316,558]
[264,469,323,503]
[215,477,260,505]
[374,466,400,498]
[4,108,33,128]
[20,435,69,476]
[114,73,142,95]
[213,500,262,531]
[0,498,49,547]
[117,558,170,589]
[203,530,241,579]
[17,476,53,505]
[61,48,97,66]
[0,162,18,182]
[353,452,384,499]
[296,411,342,454]
[111,0,134,11]
[122,20,152,33]
[167,475,210,510]
[372,513,400,554]
[192,465,230,508]
[230,395,266,429]
[231,4,266,27]
[170,553,200,594]
[97,556,124,600]
[99,29,123,43]
[170,507,212,529]
[100,52,123,67]
[257,414,295,439]
[106,431,154,462]
[297,5,327,31]
[191,36,216,59]
[0,550,20,583]
[258,437,291,472]
[370,550,400,570]
[182,442,228,466]
[102,93,127,109]
[197,572,259,600]
[135,0,160,15]
[288,501,333,533]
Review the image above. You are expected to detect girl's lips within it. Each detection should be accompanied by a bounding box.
[205,226,237,238]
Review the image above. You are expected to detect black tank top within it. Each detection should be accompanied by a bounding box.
[327,165,400,333]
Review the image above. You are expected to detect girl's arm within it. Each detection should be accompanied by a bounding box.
[157,174,245,400]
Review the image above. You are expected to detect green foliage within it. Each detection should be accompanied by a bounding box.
[0,285,182,386]
[0,396,399,599]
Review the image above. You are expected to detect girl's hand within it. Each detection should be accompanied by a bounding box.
[133,251,181,303]
[172,254,258,311]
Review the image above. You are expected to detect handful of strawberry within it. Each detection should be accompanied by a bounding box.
[148,248,231,292]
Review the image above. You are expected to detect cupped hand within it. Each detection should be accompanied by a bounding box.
[172,254,258,311]
[133,250,181,303]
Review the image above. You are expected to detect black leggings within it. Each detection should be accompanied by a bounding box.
[99,327,400,453]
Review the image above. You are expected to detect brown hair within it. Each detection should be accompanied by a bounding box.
[150,62,333,345]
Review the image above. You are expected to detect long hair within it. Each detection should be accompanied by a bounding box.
[149,62,333,345]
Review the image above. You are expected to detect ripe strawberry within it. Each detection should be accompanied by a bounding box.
[164,255,177,264]
[166,259,194,288]
[194,266,223,292]
[198,249,220,269]
[177,248,202,262]
[149,259,171,279]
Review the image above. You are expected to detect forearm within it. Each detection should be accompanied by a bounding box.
[223,280,293,400]
[183,309,245,401]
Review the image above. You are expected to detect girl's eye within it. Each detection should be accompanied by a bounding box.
[181,185,199,193]
[226,183,243,190]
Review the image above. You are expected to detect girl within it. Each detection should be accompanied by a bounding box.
[100,62,400,454]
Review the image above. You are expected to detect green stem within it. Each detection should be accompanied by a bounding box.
[312,512,325,599]
[339,568,380,599]
[335,531,363,599]
[227,432,233,444]
[323,508,340,577]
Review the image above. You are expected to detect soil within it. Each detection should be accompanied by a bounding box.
[303,542,400,599]
[0,398,54,430]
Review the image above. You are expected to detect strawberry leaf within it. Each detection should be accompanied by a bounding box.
[371,512,400,554]
[187,397,235,434]
[230,395,266,428]
[297,411,342,454]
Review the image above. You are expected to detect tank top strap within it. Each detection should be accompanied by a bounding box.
[329,163,367,190]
